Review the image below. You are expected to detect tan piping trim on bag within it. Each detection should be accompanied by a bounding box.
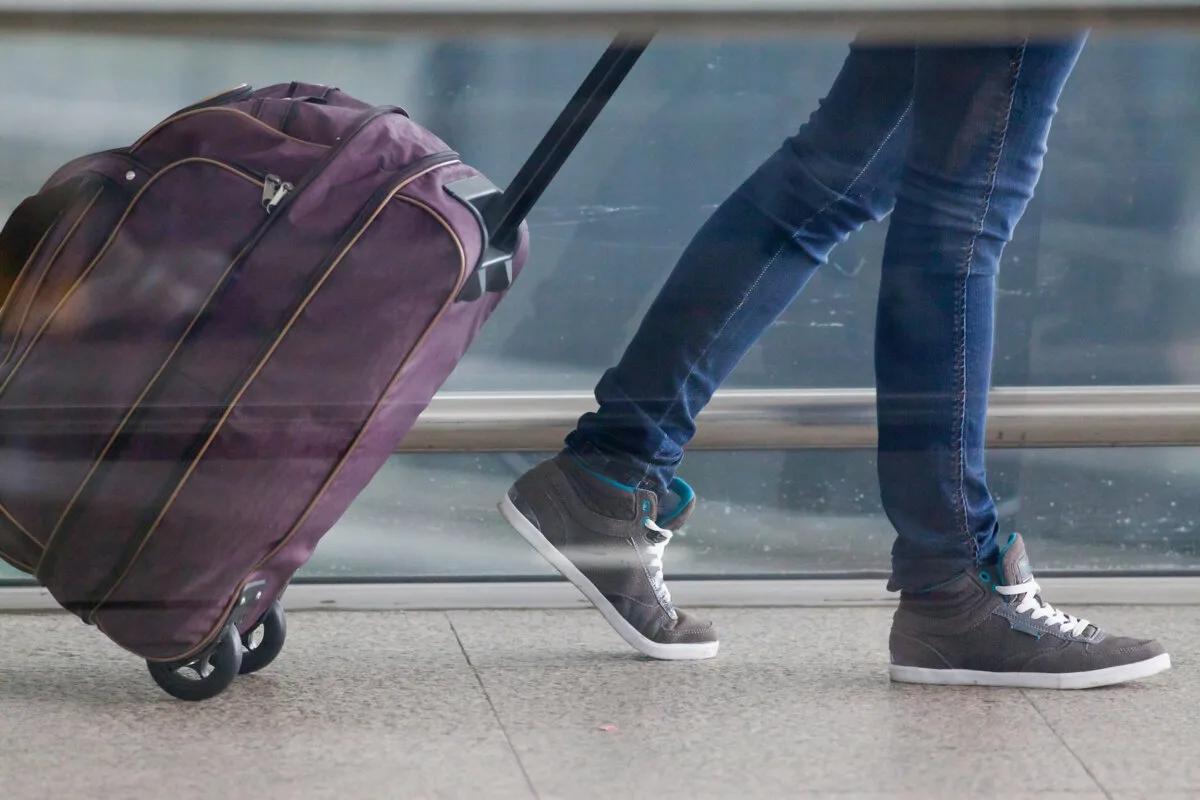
[251,195,466,572]
[132,107,331,153]
[191,84,250,107]
[0,159,263,402]
[0,501,40,552]
[91,161,461,643]
[0,197,100,551]
[97,581,246,663]
[0,221,56,332]
[0,187,104,373]
[0,547,34,573]
[0,223,59,546]
[142,193,467,665]
[35,169,265,576]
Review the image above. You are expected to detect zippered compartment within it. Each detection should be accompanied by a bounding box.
[32,138,461,622]
[0,176,97,349]
[29,110,442,567]
[89,157,466,661]
[0,159,269,549]
[0,177,116,386]
[89,151,460,596]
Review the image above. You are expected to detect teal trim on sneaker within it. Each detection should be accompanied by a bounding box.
[978,569,997,591]
[563,453,695,523]
[659,477,696,524]
[998,532,1020,558]
[566,452,639,493]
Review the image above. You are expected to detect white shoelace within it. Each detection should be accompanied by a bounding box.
[996,578,1091,637]
[642,517,674,608]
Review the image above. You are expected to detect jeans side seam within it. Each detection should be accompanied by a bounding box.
[637,100,914,486]
[955,42,1027,562]
[637,238,787,485]
[789,99,913,236]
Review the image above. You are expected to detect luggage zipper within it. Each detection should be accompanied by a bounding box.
[261,174,294,213]
[249,104,395,221]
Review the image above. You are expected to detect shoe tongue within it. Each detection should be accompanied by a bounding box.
[999,534,1098,638]
[999,533,1035,587]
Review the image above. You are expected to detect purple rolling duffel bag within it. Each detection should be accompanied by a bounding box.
[0,38,648,700]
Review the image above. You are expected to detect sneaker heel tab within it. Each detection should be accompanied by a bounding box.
[657,477,697,530]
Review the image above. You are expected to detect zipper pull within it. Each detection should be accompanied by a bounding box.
[262,174,294,213]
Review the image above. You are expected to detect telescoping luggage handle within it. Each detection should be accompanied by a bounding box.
[450,33,652,301]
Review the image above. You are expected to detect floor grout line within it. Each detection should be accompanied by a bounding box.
[1021,689,1113,800]
[446,611,542,800]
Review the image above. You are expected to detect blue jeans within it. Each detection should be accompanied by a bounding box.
[565,39,1087,592]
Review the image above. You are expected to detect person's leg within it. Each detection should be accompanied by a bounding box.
[882,39,1170,688]
[503,43,916,660]
[566,43,916,495]
[877,40,1083,593]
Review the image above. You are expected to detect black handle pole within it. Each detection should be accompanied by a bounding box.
[485,33,652,248]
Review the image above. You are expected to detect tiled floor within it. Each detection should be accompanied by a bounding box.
[0,605,1191,799]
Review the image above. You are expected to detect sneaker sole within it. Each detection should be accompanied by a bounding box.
[889,652,1171,689]
[498,494,719,661]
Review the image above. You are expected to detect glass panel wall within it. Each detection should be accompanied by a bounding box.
[310,448,1200,579]
[1,32,1197,582]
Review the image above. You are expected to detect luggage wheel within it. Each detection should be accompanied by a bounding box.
[147,622,243,702]
[238,600,287,675]
[146,584,288,701]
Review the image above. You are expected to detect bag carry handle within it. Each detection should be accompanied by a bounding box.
[488,33,652,247]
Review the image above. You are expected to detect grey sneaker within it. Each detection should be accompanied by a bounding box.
[499,453,719,660]
[889,533,1171,689]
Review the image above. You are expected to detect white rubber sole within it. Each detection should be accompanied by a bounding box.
[889,652,1171,689]
[498,495,719,661]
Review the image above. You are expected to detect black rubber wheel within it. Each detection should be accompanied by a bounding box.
[238,601,286,675]
[147,624,243,702]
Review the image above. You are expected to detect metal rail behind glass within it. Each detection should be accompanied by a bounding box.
[2,0,1200,38]
[404,386,1200,452]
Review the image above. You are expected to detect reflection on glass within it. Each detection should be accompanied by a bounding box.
[1,447,1196,582]
[0,33,1197,587]
[2,34,1198,393]
[285,448,1198,581]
